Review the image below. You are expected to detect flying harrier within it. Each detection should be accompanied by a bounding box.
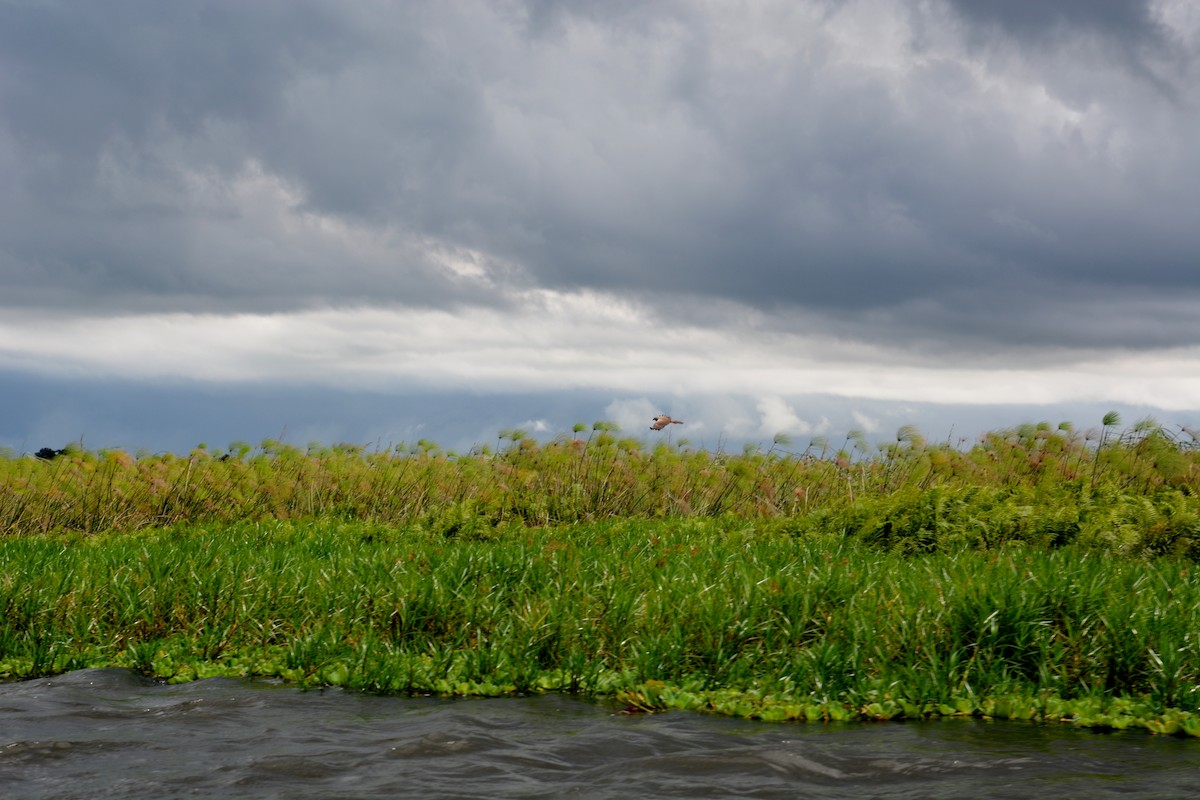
[650,415,683,431]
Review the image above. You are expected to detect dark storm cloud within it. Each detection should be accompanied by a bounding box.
[0,2,344,149]
[2,0,1198,351]
[484,0,1200,350]
[494,0,1200,351]
[943,0,1187,105]
[945,0,1160,43]
[0,0,495,312]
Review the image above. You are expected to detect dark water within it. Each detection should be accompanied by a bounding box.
[2,670,1198,799]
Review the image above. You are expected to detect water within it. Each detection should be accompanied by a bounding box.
[1,670,1197,799]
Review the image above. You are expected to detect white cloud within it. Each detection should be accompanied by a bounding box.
[515,418,552,434]
[851,409,882,434]
[5,295,1200,415]
[755,395,812,437]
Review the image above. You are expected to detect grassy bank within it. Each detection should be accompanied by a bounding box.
[2,521,1198,735]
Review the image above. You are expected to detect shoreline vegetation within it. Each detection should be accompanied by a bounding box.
[2,415,1199,736]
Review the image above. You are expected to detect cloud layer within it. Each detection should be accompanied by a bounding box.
[3,1,1200,450]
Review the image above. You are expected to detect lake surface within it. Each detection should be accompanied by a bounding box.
[1,669,1197,799]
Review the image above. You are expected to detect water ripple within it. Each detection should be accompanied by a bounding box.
[0,669,1197,799]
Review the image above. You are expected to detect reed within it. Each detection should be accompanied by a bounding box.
[1,520,1197,735]
[3,417,1200,552]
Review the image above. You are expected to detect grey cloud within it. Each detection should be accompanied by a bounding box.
[0,1,353,160]
[2,0,1199,352]
[0,0,395,311]
[525,1,1200,348]
[945,0,1160,43]
[942,0,1190,106]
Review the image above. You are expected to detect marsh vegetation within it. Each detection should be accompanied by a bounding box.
[2,415,1199,735]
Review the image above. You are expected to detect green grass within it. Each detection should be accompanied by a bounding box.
[1,520,1198,736]
[3,416,1200,735]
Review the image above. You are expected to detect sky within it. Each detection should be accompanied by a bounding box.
[3,0,1200,455]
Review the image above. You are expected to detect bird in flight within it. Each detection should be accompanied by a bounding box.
[650,415,683,431]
